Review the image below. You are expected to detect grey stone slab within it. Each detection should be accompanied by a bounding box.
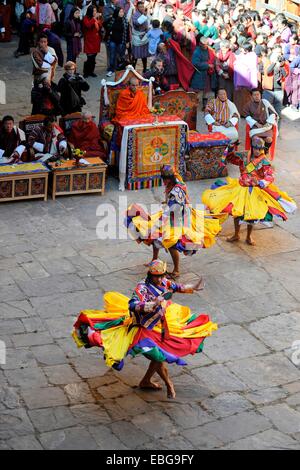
[260,404,300,434]
[182,427,223,449]
[202,392,253,418]
[163,403,213,429]
[0,409,34,439]
[22,316,47,333]
[70,404,111,426]
[0,387,20,409]
[246,387,288,405]
[131,411,176,439]
[1,319,25,335]
[64,383,95,404]
[204,325,268,363]
[18,274,86,298]
[5,367,48,389]
[21,261,50,279]
[0,285,25,302]
[30,290,102,318]
[227,354,300,390]
[192,364,248,394]
[88,425,128,450]
[258,251,300,301]
[220,287,299,323]
[39,427,99,450]
[39,258,77,276]
[28,406,77,433]
[31,344,67,366]
[43,365,82,385]
[248,312,300,351]
[45,316,74,339]
[110,421,151,448]
[114,394,153,417]
[97,382,133,399]
[287,393,300,407]
[71,355,109,379]
[223,429,300,450]
[7,435,43,450]
[159,436,195,450]
[21,387,69,409]
[32,245,77,263]
[0,302,30,320]
[1,348,37,370]
[102,399,132,421]
[200,411,272,445]
[283,381,300,394]
[11,332,54,347]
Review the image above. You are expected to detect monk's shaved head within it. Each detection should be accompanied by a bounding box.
[129,77,139,86]
[129,77,139,94]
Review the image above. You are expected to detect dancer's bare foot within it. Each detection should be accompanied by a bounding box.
[167,383,176,399]
[226,235,240,243]
[246,237,256,246]
[139,380,162,390]
[166,271,180,280]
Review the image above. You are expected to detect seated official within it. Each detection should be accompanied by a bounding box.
[27,116,72,162]
[243,88,277,155]
[69,111,107,159]
[114,77,151,122]
[0,115,27,164]
[205,88,240,143]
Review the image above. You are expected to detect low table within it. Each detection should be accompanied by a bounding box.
[48,157,107,200]
[185,132,230,180]
[0,162,49,202]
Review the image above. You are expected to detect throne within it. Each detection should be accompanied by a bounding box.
[99,65,154,143]
[152,90,199,130]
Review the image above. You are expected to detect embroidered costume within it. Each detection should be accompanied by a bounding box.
[202,145,297,226]
[126,167,221,255]
[73,261,217,371]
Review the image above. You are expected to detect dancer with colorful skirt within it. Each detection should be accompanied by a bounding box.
[126,165,222,279]
[202,136,297,246]
[72,260,217,399]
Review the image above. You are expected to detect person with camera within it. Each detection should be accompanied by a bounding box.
[262,45,289,130]
[57,61,90,116]
[82,5,103,78]
[106,7,129,77]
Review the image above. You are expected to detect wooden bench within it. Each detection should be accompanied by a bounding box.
[0,162,49,202]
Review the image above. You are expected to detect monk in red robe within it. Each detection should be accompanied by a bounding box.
[69,112,106,159]
[114,77,151,122]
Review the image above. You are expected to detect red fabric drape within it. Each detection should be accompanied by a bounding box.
[168,39,195,91]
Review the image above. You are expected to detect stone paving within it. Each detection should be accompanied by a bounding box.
[0,37,300,450]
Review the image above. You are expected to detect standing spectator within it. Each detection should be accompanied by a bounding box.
[43,28,64,67]
[190,35,216,110]
[103,0,120,73]
[57,61,90,115]
[276,14,292,45]
[262,45,289,128]
[215,39,235,100]
[82,5,102,78]
[106,7,129,77]
[143,58,169,94]
[156,42,178,87]
[14,9,36,57]
[35,0,56,33]
[147,19,162,57]
[131,1,150,73]
[65,7,82,63]
[234,41,258,115]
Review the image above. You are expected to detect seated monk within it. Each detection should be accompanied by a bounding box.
[114,77,151,122]
[68,111,107,159]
